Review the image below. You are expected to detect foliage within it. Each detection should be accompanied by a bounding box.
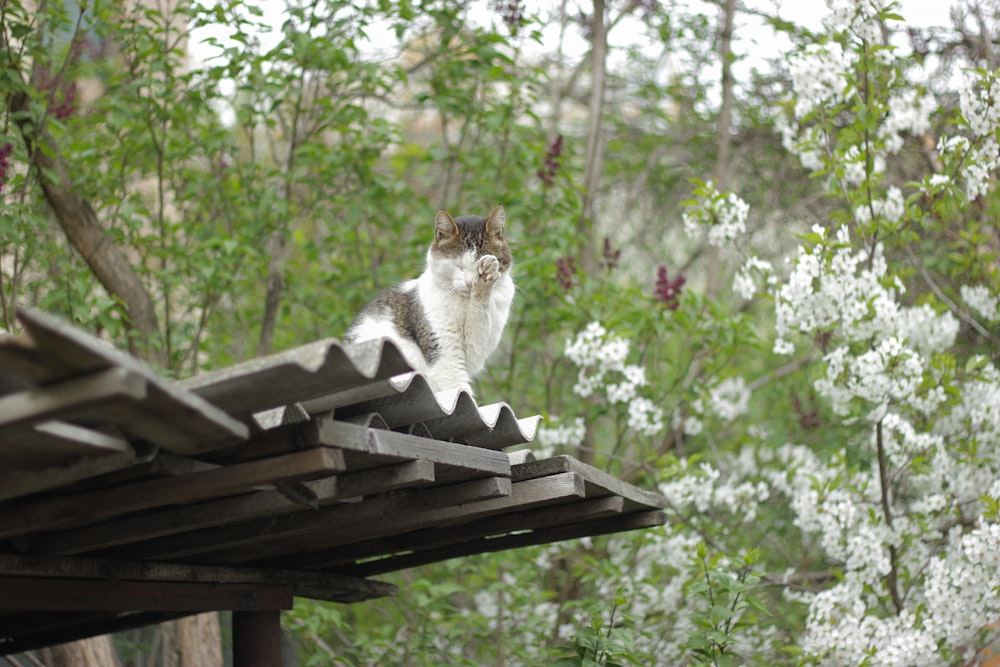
[4,0,1000,665]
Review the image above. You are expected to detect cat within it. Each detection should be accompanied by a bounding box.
[344,205,514,396]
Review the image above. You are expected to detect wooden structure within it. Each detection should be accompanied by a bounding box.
[0,308,666,662]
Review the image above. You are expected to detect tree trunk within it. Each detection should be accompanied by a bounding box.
[161,613,224,667]
[578,0,608,277]
[7,91,165,367]
[39,635,122,667]
[706,0,737,299]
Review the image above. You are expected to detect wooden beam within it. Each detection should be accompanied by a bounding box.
[0,367,146,432]
[286,495,626,570]
[0,447,345,539]
[111,474,519,563]
[197,473,587,567]
[0,576,294,611]
[0,553,396,603]
[513,455,667,511]
[36,459,435,556]
[233,610,282,667]
[317,418,511,480]
[0,435,151,503]
[0,610,190,656]
[341,510,668,577]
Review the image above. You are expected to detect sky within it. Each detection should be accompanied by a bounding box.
[188,0,961,69]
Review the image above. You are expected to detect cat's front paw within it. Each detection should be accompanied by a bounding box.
[477,255,500,284]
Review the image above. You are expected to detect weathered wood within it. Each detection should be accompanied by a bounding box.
[37,460,435,556]
[342,510,668,577]
[0,432,147,503]
[233,611,282,667]
[0,367,147,433]
[0,448,346,540]
[111,475,521,563]
[0,420,133,472]
[0,333,72,385]
[318,418,511,478]
[0,611,190,656]
[211,473,590,567]
[290,496,626,570]
[14,307,249,454]
[0,576,293,611]
[0,554,395,603]
[513,455,667,511]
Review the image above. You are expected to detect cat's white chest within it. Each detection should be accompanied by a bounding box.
[416,267,514,392]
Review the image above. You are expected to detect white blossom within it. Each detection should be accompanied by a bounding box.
[682,184,750,247]
[961,284,1000,321]
[707,376,751,422]
[733,255,775,301]
[536,416,586,452]
[789,42,852,119]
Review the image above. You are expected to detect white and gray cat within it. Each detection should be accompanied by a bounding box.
[344,205,514,395]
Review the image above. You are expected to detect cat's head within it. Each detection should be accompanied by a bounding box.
[429,205,511,296]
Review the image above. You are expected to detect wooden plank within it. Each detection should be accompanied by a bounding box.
[233,611,282,667]
[317,418,511,478]
[0,554,396,603]
[289,496,626,570]
[14,307,249,454]
[197,473,588,567]
[37,460,436,556]
[0,448,346,540]
[0,576,293,612]
[110,475,522,563]
[0,420,133,470]
[342,510,668,577]
[0,333,71,385]
[0,434,148,503]
[513,456,667,511]
[0,610,190,656]
[0,366,147,432]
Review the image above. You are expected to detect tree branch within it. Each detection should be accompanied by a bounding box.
[7,90,165,366]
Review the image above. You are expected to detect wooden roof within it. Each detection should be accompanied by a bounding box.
[0,308,666,654]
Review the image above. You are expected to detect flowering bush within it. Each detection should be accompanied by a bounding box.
[539,1,1000,664]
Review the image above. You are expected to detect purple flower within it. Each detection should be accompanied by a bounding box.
[557,255,576,291]
[599,236,620,271]
[537,134,563,187]
[654,265,686,310]
[492,0,526,33]
[0,143,13,193]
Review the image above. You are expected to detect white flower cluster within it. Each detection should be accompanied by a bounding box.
[773,225,957,362]
[535,416,585,454]
[815,337,924,421]
[564,321,665,437]
[788,42,852,118]
[853,186,905,225]
[659,459,770,521]
[960,72,1000,137]
[881,88,936,154]
[821,0,894,44]
[733,255,776,301]
[961,284,1000,321]
[708,376,752,422]
[682,183,750,247]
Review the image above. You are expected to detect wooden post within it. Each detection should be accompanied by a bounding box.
[232,610,282,667]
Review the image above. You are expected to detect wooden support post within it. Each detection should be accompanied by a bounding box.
[232,610,282,667]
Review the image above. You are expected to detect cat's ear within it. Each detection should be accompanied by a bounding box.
[435,210,459,242]
[485,205,506,239]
